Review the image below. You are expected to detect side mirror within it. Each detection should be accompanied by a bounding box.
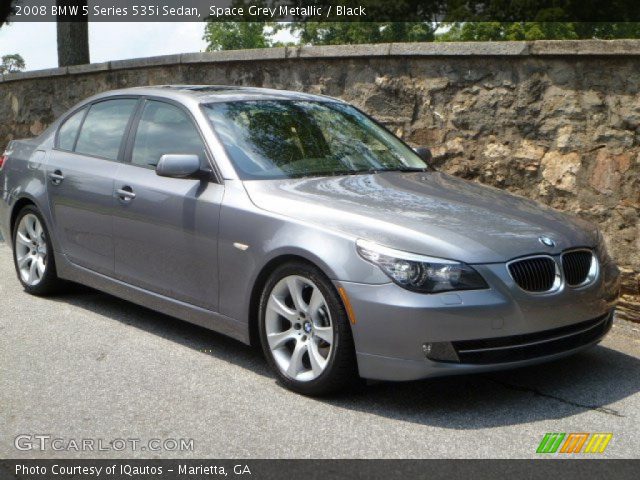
[156,154,201,178]
[413,146,432,163]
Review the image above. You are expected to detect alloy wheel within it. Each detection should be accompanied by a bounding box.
[264,275,334,382]
[15,214,48,286]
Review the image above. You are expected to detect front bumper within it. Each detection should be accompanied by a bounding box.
[338,260,620,381]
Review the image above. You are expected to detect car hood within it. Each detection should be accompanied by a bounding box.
[242,171,597,264]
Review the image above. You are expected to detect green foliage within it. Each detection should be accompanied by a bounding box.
[574,22,640,39]
[204,21,640,52]
[203,21,436,51]
[204,22,272,51]
[286,22,435,46]
[436,22,640,41]
[200,1,640,50]
[0,54,25,74]
[203,0,276,51]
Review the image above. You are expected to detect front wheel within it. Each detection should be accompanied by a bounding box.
[258,262,359,396]
[12,206,63,296]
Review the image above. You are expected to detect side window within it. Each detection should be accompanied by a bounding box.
[75,99,138,160]
[57,108,86,151]
[131,101,207,168]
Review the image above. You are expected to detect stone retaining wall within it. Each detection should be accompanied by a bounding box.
[1,40,638,320]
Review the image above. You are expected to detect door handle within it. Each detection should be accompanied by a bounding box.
[49,170,64,185]
[116,186,136,202]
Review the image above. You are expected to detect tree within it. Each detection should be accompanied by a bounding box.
[0,2,25,75]
[1,1,90,66]
[203,21,436,51]
[435,22,640,41]
[0,0,18,27]
[56,0,90,66]
[286,22,435,46]
[202,1,640,47]
[203,0,278,51]
[204,22,272,51]
[0,53,25,74]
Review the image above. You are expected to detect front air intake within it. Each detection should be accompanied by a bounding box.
[562,250,594,286]
[508,256,557,292]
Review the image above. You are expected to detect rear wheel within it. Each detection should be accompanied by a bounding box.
[258,262,358,396]
[12,206,63,296]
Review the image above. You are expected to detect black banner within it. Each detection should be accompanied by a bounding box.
[1,459,639,480]
[5,0,640,23]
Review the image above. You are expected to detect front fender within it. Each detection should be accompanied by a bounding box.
[216,180,388,325]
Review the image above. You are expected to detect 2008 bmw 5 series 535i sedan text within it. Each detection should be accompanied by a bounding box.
[0,85,621,395]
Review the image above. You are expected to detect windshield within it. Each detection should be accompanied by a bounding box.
[203,100,428,179]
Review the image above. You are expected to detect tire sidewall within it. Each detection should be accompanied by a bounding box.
[258,262,355,395]
[12,206,58,295]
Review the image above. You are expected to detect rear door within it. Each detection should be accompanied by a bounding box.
[46,97,139,275]
[112,99,224,311]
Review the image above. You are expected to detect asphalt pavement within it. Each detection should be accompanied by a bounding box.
[1,242,639,459]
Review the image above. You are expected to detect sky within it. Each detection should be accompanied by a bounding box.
[0,22,212,71]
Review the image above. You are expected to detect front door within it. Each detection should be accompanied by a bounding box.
[112,99,223,311]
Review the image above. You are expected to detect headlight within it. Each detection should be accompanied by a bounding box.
[356,239,489,293]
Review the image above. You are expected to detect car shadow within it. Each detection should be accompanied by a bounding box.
[50,283,273,378]
[51,284,640,429]
[325,345,637,429]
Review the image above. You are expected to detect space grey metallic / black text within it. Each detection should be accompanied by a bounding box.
[0,86,621,395]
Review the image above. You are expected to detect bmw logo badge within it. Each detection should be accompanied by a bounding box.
[538,236,556,248]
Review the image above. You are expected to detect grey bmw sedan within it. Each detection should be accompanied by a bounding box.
[0,85,621,395]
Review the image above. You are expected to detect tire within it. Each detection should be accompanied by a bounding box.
[12,205,64,296]
[258,261,359,396]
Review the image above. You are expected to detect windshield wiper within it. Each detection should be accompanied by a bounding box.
[282,167,428,179]
[380,167,429,172]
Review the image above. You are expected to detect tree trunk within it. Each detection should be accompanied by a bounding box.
[0,1,18,28]
[56,1,90,67]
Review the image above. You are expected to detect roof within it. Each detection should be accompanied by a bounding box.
[122,84,342,104]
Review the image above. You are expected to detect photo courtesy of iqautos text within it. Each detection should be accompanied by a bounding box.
[0,1,639,479]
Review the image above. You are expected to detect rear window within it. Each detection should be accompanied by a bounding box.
[57,108,86,151]
[75,99,138,160]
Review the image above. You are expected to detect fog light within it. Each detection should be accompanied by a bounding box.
[422,342,459,362]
